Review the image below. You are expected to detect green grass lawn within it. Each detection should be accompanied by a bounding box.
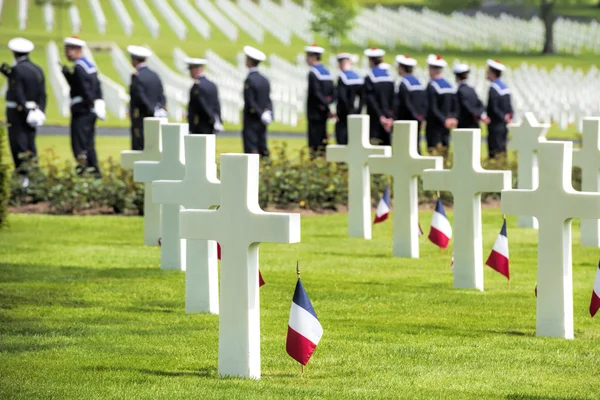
[1,212,600,399]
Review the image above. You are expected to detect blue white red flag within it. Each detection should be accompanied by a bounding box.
[590,260,600,317]
[373,186,391,224]
[428,199,452,249]
[286,279,323,366]
[485,220,510,280]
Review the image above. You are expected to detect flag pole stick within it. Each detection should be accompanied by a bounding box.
[387,177,392,238]
[302,364,305,377]
[296,261,300,279]
[508,279,510,290]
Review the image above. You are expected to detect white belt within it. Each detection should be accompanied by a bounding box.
[5,101,37,109]
[71,96,83,106]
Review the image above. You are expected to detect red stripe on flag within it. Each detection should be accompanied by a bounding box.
[590,290,600,317]
[286,326,318,366]
[259,271,265,287]
[486,250,510,280]
[428,227,450,249]
[373,213,389,224]
[217,242,221,260]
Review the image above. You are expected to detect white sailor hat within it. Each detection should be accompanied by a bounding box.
[379,62,391,70]
[304,44,325,54]
[64,36,86,47]
[244,45,266,61]
[487,59,506,71]
[453,62,470,74]
[395,54,417,67]
[8,38,34,53]
[184,57,207,67]
[364,47,385,58]
[336,52,352,61]
[426,54,447,68]
[127,45,153,59]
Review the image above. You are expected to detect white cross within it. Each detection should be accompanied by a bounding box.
[368,121,443,258]
[507,112,549,229]
[134,123,186,271]
[422,129,511,291]
[120,118,166,246]
[326,115,391,239]
[502,141,600,339]
[153,135,220,314]
[573,118,600,247]
[179,154,301,379]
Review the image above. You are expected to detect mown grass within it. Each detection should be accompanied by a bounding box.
[1,212,600,399]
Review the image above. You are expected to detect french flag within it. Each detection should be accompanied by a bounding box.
[428,198,452,249]
[485,220,510,280]
[218,243,265,287]
[373,186,390,224]
[286,279,323,366]
[590,260,600,317]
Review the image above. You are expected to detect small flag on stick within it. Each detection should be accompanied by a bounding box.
[485,219,510,280]
[286,271,323,367]
[373,185,390,224]
[590,260,600,317]
[428,198,452,249]
[450,251,454,269]
[418,223,424,237]
[218,243,265,286]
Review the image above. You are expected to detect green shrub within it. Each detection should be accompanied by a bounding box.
[0,127,9,227]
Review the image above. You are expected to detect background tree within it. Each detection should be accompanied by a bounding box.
[310,0,358,50]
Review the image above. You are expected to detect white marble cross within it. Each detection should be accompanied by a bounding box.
[502,140,600,339]
[153,135,220,314]
[326,115,391,239]
[369,121,443,258]
[120,118,166,246]
[507,112,549,229]
[179,154,301,379]
[573,118,600,247]
[422,129,511,291]
[134,123,186,271]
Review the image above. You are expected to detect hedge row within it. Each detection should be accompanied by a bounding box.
[0,127,9,227]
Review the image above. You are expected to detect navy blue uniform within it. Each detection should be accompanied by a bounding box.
[425,78,456,149]
[335,69,363,145]
[188,75,220,135]
[456,82,484,129]
[364,65,395,145]
[486,79,513,158]
[306,64,334,153]
[63,57,102,175]
[130,65,166,150]
[243,68,272,157]
[1,56,46,174]
[394,74,427,151]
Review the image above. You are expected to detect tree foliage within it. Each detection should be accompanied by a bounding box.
[310,0,358,49]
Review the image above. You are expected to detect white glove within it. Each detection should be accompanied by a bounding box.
[26,109,46,127]
[154,106,168,118]
[261,110,273,126]
[213,116,224,132]
[93,99,107,120]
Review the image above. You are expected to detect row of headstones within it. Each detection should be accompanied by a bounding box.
[121,118,300,379]
[329,114,600,342]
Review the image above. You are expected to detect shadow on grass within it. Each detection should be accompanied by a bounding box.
[507,395,588,400]
[83,365,217,379]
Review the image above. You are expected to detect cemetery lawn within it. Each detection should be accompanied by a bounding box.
[1,212,600,399]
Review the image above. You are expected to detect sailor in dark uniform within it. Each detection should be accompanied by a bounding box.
[127,45,167,150]
[62,36,104,176]
[394,54,427,153]
[184,57,222,136]
[363,48,395,145]
[334,53,363,145]
[453,62,484,129]
[305,44,334,154]
[483,59,513,159]
[425,54,457,156]
[242,46,272,157]
[1,37,46,186]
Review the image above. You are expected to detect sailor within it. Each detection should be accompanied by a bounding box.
[453,62,485,129]
[363,48,395,145]
[483,59,513,159]
[127,45,167,150]
[425,54,457,156]
[61,36,104,176]
[184,57,222,136]
[394,54,427,153]
[334,53,363,145]
[1,37,46,186]
[305,44,334,154]
[242,46,272,157]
